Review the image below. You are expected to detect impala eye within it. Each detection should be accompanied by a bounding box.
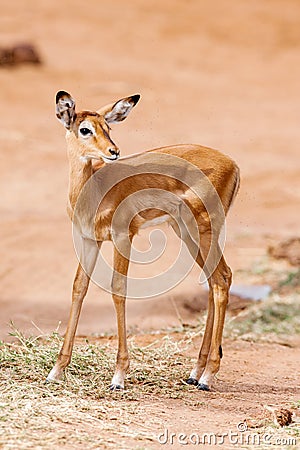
[79,127,92,136]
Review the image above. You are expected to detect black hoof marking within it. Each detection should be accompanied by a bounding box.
[109,384,123,391]
[197,383,210,391]
[186,377,198,386]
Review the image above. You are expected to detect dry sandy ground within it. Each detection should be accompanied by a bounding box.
[0,0,300,448]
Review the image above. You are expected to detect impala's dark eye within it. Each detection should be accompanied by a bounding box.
[79,127,92,136]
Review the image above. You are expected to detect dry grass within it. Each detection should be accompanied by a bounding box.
[0,326,201,449]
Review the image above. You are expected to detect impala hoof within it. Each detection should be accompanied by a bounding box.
[109,384,123,391]
[45,375,63,384]
[46,367,63,384]
[186,377,198,386]
[197,383,210,391]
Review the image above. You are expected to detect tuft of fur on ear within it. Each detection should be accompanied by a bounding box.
[98,94,140,124]
[56,90,76,129]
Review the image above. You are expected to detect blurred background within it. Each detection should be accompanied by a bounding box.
[0,0,299,339]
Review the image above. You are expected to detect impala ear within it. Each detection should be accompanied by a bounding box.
[97,94,140,124]
[55,90,76,129]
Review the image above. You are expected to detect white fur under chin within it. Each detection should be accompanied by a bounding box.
[79,155,93,164]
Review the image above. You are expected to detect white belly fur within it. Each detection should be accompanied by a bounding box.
[140,214,170,229]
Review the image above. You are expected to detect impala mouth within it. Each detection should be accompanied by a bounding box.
[80,153,120,164]
[101,154,120,163]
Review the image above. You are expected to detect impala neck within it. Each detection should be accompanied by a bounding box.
[66,133,94,211]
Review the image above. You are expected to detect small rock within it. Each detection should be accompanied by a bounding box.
[0,43,41,67]
[265,405,293,427]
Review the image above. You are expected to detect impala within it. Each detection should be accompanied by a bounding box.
[46,91,240,391]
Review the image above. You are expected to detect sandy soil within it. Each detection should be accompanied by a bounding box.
[76,334,299,449]
[0,0,299,448]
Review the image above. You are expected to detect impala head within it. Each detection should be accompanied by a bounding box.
[55,90,140,164]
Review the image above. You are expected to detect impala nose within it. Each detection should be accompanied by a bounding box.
[109,148,120,158]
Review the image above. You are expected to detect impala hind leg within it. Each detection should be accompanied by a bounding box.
[180,224,231,391]
[170,221,215,386]
[46,238,99,382]
[110,237,131,390]
[197,254,232,391]
[186,284,214,386]
[183,248,216,386]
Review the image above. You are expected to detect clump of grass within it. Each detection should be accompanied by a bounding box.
[226,254,300,341]
[0,325,197,449]
[225,294,300,340]
[278,268,300,290]
[0,326,194,399]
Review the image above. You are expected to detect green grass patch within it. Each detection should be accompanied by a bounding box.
[278,268,300,289]
[225,294,300,339]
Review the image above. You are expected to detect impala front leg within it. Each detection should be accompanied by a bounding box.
[46,238,99,382]
[110,237,131,390]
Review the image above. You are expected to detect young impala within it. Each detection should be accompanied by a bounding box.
[46,90,240,391]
